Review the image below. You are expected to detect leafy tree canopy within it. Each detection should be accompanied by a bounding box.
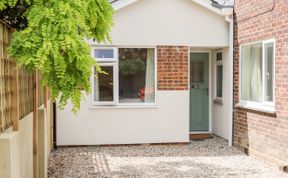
[0,0,113,113]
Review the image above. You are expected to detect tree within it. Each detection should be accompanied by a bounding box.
[0,0,113,113]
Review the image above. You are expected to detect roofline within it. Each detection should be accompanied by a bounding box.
[191,0,222,15]
[111,0,233,16]
[111,0,139,11]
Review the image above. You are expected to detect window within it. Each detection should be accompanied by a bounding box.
[94,49,114,58]
[215,51,223,100]
[119,48,155,103]
[94,65,116,104]
[92,47,117,62]
[92,47,156,106]
[240,40,274,106]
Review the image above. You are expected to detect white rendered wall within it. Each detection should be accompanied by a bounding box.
[211,48,230,140]
[88,0,229,47]
[56,91,189,145]
[0,106,52,178]
[0,113,33,178]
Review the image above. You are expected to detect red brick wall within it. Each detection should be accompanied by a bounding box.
[157,46,189,90]
[233,0,288,169]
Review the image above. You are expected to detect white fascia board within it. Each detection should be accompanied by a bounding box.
[221,8,233,16]
[112,0,232,17]
[191,0,223,16]
[112,0,140,11]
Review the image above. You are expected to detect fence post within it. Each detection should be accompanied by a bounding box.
[12,64,19,131]
[33,69,39,178]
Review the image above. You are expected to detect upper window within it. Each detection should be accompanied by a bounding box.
[215,51,223,99]
[94,49,114,58]
[93,47,156,105]
[240,40,274,105]
[92,48,117,62]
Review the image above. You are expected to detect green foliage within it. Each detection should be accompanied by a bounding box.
[1,0,114,113]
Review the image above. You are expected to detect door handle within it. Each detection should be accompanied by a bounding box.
[206,88,209,96]
[191,84,199,89]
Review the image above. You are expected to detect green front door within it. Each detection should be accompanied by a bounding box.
[190,53,209,131]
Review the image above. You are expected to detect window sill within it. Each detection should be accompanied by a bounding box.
[89,104,158,109]
[235,103,276,114]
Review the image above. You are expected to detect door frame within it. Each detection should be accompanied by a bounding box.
[189,50,212,133]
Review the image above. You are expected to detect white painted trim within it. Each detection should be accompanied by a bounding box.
[225,16,233,147]
[191,0,222,15]
[188,47,191,90]
[154,47,158,106]
[91,62,118,106]
[235,102,276,114]
[112,0,140,11]
[221,8,233,16]
[112,0,228,16]
[214,50,224,100]
[238,39,276,110]
[189,50,212,133]
[190,131,212,134]
[264,39,276,105]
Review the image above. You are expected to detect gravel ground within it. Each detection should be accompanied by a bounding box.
[48,136,287,178]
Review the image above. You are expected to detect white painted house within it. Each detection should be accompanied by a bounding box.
[57,0,234,146]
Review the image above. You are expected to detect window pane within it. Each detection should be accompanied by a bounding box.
[217,52,222,61]
[94,49,114,58]
[94,66,114,102]
[264,42,274,102]
[241,46,251,101]
[216,65,223,98]
[119,48,155,103]
[241,44,263,102]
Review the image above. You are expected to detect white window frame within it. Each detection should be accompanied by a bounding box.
[91,62,118,106]
[214,50,223,102]
[91,46,157,107]
[238,39,275,111]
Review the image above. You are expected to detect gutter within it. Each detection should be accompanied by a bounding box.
[212,3,234,9]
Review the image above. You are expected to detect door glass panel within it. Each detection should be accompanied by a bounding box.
[94,66,114,102]
[191,62,204,83]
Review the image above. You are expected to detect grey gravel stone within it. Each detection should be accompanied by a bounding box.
[48,136,287,178]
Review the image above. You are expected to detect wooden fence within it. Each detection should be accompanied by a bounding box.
[0,20,53,178]
[0,21,44,133]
